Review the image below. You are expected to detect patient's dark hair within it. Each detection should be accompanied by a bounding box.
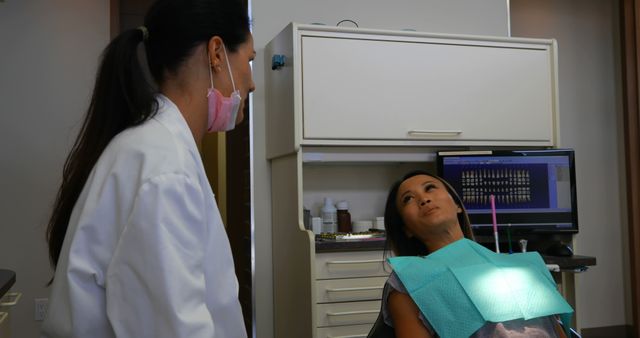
[383,170,474,257]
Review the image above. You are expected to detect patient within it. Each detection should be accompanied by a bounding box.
[373,170,569,338]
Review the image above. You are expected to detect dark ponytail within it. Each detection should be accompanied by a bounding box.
[46,0,250,269]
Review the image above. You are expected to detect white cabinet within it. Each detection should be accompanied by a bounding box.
[266,23,559,159]
[270,157,424,338]
[315,251,389,335]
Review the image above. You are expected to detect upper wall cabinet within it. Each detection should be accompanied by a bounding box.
[265,23,559,159]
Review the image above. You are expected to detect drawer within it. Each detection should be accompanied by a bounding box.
[0,312,9,338]
[316,251,389,279]
[316,300,381,327]
[316,324,373,338]
[316,276,387,303]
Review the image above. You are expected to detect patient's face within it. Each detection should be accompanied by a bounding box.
[396,175,462,240]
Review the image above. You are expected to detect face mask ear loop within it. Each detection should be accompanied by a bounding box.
[207,50,215,90]
[222,44,237,92]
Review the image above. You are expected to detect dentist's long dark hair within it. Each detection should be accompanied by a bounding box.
[46,0,250,272]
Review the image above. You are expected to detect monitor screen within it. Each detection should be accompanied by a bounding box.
[437,149,578,234]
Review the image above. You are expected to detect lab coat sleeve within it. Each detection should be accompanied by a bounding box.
[105,173,214,337]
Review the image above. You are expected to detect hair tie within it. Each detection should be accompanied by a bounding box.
[137,26,149,41]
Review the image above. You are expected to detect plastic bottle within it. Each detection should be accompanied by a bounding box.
[303,207,311,230]
[311,217,322,235]
[321,197,337,233]
[336,200,352,233]
[374,216,385,230]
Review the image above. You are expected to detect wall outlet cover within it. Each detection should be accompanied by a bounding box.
[34,298,48,321]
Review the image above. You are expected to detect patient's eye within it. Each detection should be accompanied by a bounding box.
[425,183,436,191]
[401,195,414,205]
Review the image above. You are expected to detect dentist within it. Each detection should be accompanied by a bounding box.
[42,0,255,337]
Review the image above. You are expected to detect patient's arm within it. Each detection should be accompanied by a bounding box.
[388,290,432,338]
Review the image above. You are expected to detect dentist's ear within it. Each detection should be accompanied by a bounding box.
[207,36,225,72]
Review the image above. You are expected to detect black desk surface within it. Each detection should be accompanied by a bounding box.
[541,254,597,269]
[0,269,16,299]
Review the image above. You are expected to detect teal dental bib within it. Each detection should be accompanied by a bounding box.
[388,238,573,338]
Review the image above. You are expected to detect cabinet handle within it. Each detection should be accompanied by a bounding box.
[326,259,383,265]
[0,312,6,325]
[0,292,21,306]
[407,129,462,137]
[325,286,384,293]
[326,309,379,317]
[327,334,367,338]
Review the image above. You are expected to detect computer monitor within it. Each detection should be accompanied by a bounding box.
[437,149,578,235]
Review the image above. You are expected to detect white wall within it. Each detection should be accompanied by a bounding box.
[250,1,509,337]
[0,1,109,337]
[511,0,629,331]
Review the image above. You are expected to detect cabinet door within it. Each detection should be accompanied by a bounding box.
[301,35,555,145]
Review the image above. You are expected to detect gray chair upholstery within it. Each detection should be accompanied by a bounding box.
[367,283,395,338]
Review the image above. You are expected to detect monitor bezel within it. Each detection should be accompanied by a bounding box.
[436,148,579,235]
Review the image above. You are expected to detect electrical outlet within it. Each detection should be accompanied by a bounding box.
[34,298,48,321]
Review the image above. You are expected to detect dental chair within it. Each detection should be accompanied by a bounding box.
[366,283,581,338]
[366,283,395,338]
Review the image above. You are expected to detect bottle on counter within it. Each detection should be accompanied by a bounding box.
[303,207,311,230]
[311,217,322,235]
[336,200,352,233]
[321,197,337,233]
[374,216,385,230]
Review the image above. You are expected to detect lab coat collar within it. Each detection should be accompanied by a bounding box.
[154,93,200,154]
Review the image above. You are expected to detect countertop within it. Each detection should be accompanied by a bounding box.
[315,239,597,270]
[316,238,386,252]
[541,254,597,269]
[0,269,16,299]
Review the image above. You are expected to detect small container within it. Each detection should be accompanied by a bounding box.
[311,217,322,235]
[303,207,311,230]
[518,239,528,253]
[321,197,337,233]
[352,220,373,233]
[374,216,385,230]
[336,200,352,233]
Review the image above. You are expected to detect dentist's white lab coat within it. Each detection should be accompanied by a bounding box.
[42,95,246,338]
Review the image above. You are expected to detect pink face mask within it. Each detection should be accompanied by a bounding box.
[207,44,242,132]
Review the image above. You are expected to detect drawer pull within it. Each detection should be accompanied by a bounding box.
[0,312,7,325]
[326,309,379,317]
[326,259,383,265]
[0,292,21,306]
[407,129,462,137]
[327,334,367,338]
[325,286,384,293]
